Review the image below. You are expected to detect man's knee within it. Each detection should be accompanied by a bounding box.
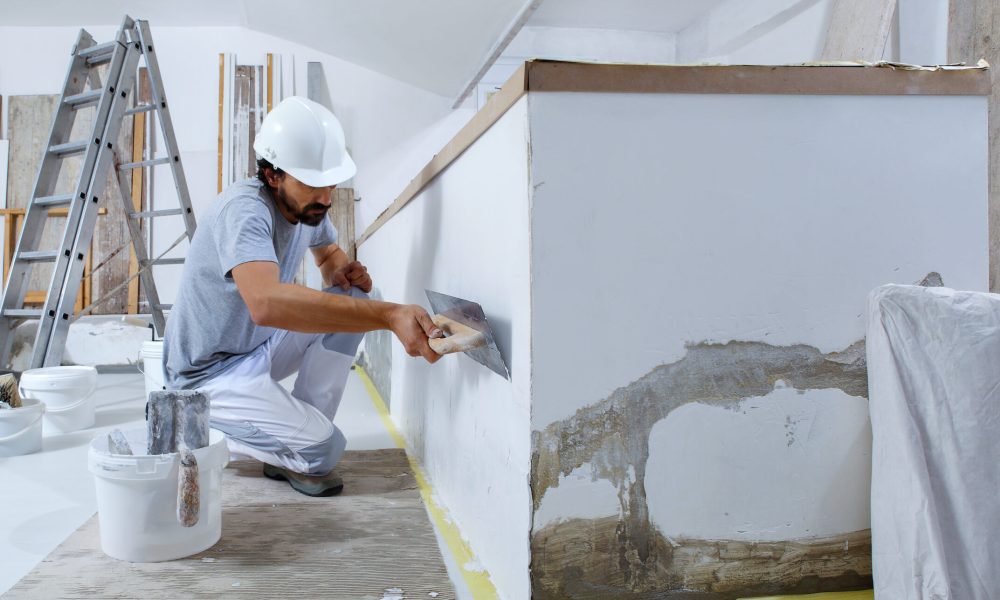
[296,423,346,475]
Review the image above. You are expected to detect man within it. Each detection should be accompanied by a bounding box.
[164,96,441,497]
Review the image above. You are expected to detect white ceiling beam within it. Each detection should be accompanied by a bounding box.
[452,0,545,108]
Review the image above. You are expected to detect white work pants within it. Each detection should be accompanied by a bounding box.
[198,286,367,475]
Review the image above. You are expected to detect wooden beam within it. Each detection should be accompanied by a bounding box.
[218,53,224,194]
[127,68,149,315]
[330,188,356,260]
[950,0,1000,291]
[821,0,898,61]
[266,53,274,114]
[452,0,543,108]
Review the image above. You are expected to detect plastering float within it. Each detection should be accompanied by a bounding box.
[425,290,510,379]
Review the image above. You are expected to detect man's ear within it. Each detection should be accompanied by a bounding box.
[264,168,284,187]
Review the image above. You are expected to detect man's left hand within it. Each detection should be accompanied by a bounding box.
[331,261,373,293]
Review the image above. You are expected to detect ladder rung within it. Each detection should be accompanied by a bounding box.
[131,208,183,219]
[18,250,58,262]
[120,157,171,170]
[143,258,185,266]
[34,194,74,208]
[126,104,156,116]
[3,309,42,319]
[49,140,90,158]
[79,41,118,63]
[64,89,103,109]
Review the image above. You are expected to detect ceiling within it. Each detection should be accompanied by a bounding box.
[529,0,731,34]
[0,0,731,99]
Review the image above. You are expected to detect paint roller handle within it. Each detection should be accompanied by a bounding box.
[428,314,487,355]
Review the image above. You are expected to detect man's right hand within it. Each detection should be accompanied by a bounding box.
[386,304,444,363]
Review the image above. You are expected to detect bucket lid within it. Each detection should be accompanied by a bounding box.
[20,366,97,386]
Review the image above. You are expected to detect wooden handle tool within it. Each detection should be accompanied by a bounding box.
[428,314,488,355]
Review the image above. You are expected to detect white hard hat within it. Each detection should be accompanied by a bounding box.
[253,96,357,187]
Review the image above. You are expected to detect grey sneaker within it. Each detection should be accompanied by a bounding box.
[263,464,344,497]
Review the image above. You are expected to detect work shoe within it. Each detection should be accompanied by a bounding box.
[262,464,344,497]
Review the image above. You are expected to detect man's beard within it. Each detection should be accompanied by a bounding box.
[274,185,328,226]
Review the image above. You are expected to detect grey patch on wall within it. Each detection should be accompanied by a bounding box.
[532,517,872,599]
[531,339,871,598]
[357,288,392,407]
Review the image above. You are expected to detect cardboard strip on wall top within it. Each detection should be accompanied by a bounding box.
[357,60,989,247]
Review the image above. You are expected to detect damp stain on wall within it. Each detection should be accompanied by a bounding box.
[530,340,871,598]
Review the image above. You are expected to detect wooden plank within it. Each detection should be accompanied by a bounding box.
[950,0,1000,291]
[524,60,989,96]
[218,54,225,194]
[356,63,528,248]
[92,85,134,315]
[5,450,455,600]
[330,188,356,260]
[127,68,150,315]
[266,53,274,114]
[822,0,898,61]
[232,65,256,182]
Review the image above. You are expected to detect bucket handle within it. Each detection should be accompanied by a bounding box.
[135,349,146,377]
[0,411,44,443]
[19,384,95,414]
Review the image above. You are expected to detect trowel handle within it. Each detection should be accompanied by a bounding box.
[429,314,487,355]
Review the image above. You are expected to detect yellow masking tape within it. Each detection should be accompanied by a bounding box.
[741,591,874,600]
[355,366,499,600]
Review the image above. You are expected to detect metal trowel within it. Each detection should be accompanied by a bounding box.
[425,289,510,379]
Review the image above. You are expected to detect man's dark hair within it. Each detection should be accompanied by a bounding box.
[256,158,284,185]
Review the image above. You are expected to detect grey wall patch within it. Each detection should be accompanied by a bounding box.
[531,339,870,597]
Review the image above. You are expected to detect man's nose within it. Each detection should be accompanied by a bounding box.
[316,188,335,206]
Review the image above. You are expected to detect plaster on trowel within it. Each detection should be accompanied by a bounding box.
[425,290,510,379]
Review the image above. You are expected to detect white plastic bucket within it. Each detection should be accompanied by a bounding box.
[88,427,229,562]
[19,366,98,434]
[140,341,165,400]
[0,398,46,457]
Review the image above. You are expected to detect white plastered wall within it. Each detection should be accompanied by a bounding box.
[356,97,533,600]
[528,90,988,538]
[0,25,471,302]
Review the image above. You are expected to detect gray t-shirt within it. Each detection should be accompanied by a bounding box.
[163,178,337,389]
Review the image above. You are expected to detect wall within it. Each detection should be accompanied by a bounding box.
[676,0,948,65]
[0,24,471,303]
[356,98,533,600]
[526,89,987,597]
[480,26,676,110]
[676,0,836,63]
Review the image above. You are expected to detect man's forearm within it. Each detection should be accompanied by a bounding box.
[254,282,393,333]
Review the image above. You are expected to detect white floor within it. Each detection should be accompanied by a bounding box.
[0,369,472,598]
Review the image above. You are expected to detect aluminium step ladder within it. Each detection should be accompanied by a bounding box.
[0,16,196,369]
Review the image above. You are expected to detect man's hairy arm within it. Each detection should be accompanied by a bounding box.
[231,261,440,362]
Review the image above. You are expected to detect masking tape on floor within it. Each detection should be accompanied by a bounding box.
[740,591,874,600]
[356,366,499,600]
